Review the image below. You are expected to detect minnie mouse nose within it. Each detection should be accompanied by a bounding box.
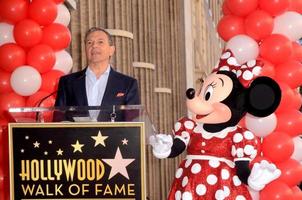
[186,88,195,99]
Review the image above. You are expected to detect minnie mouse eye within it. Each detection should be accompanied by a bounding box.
[204,85,214,101]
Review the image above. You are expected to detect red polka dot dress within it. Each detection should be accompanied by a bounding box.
[167,117,260,200]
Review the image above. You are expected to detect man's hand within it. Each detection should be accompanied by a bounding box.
[248,160,281,191]
[149,134,173,159]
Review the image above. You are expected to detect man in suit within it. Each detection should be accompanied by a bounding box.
[55,27,140,121]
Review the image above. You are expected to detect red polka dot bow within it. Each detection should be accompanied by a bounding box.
[212,50,264,88]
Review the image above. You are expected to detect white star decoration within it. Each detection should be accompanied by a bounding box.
[71,140,84,153]
[33,141,40,148]
[122,138,128,145]
[91,131,108,147]
[102,147,135,180]
[57,148,63,156]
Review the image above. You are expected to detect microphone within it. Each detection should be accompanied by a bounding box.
[35,90,59,122]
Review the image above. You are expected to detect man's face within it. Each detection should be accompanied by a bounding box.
[85,31,115,64]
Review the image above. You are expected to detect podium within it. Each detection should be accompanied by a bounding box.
[7,105,154,200]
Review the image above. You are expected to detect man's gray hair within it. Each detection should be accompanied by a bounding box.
[85,27,113,46]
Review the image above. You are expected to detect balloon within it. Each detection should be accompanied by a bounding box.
[41,23,71,51]
[277,159,302,186]
[275,60,302,88]
[245,113,277,138]
[26,91,55,107]
[53,50,73,74]
[222,1,231,15]
[0,116,8,127]
[54,4,71,26]
[0,92,25,115]
[225,34,259,64]
[0,23,15,45]
[217,15,245,41]
[40,70,64,92]
[53,0,65,4]
[259,0,290,16]
[258,58,275,78]
[291,136,302,161]
[273,11,302,41]
[292,41,302,61]
[226,0,258,17]
[10,66,42,96]
[260,34,292,64]
[276,110,302,137]
[0,70,12,94]
[29,0,57,26]
[13,19,42,48]
[262,131,294,163]
[0,0,29,24]
[245,10,274,41]
[292,186,302,199]
[260,180,294,200]
[0,43,26,72]
[276,83,302,113]
[27,44,56,74]
[288,0,302,14]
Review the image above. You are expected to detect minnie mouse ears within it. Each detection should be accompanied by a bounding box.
[212,49,263,88]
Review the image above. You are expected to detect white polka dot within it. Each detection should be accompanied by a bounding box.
[220,66,230,71]
[201,150,205,153]
[244,145,254,155]
[221,51,231,59]
[174,122,181,132]
[182,191,193,200]
[223,186,230,197]
[193,126,203,133]
[207,174,218,185]
[185,159,192,168]
[191,163,201,174]
[196,184,207,196]
[175,168,183,178]
[242,70,253,80]
[235,195,246,200]
[243,131,254,140]
[233,175,242,186]
[227,57,237,65]
[231,145,236,157]
[232,69,237,74]
[175,190,181,200]
[241,64,247,69]
[202,142,206,146]
[233,133,243,143]
[181,131,190,142]
[247,60,256,67]
[251,149,257,159]
[236,70,242,77]
[184,121,194,129]
[182,176,189,187]
[209,159,220,168]
[215,189,225,200]
[236,148,244,157]
[252,66,262,76]
[221,169,230,180]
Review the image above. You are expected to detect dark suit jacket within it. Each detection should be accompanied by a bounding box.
[54,67,140,121]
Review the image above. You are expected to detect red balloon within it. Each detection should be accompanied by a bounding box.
[0,0,29,24]
[260,34,293,65]
[13,19,42,48]
[260,180,294,200]
[0,43,26,72]
[276,83,301,113]
[277,159,302,187]
[289,0,302,14]
[40,70,64,92]
[259,0,290,16]
[276,110,302,137]
[0,92,26,115]
[258,58,275,78]
[226,0,258,17]
[0,116,8,127]
[53,0,64,4]
[29,0,57,26]
[292,186,302,199]
[292,42,302,62]
[245,10,274,41]
[217,15,245,41]
[42,23,71,51]
[262,131,294,163]
[0,70,12,94]
[275,60,302,89]
[222,1,231,15]
[26,91,55,107]
[27,44,55,73]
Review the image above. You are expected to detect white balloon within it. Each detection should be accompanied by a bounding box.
[245,113,277,138]
[0,22,15,46]
[291,136,302,162]
[54,4,71,26]
[226,35,259,64]
[53,50,73,74]
[273,11,302,41]
[10,66,42,96]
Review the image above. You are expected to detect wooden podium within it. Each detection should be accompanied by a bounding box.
[8,105,152,200]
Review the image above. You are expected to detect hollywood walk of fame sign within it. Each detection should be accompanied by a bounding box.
[9,122,145,200]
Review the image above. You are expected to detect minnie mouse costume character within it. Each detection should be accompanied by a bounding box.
[150,50,282,200]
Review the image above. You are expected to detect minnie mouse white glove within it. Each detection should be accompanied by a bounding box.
[149,134,173,159]
[248,160,281,191]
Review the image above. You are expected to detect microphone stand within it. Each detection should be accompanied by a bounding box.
[35,90,58,122]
